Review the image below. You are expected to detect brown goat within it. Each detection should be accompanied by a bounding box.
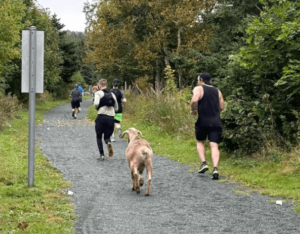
[121,128,153,196]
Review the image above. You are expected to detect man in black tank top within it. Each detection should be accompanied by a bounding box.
[190,73,225,179]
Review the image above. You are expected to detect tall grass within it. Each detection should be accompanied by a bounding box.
[0,93,22,132]
[124,91,195,139]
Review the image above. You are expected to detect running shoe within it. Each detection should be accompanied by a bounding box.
[72,111,75,117]
[107,142,114,157]
[212,167,219,180]
[111,137,116,142]
[98,155,105,160]
[118,128,123,138]
[198,163,209,174]
[74,116,77,119]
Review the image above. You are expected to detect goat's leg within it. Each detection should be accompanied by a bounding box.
[138,170,144,187]
[145,164,152,196]
[131,170,135,191]
[139,176,144,187]
[133,168,140,194]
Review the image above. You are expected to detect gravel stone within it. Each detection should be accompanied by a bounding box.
[36,99,300,234]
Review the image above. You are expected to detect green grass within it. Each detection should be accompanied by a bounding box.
[0,99,75,233]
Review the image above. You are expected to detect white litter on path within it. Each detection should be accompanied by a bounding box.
[276,200,282,205]
[67,190,74,196]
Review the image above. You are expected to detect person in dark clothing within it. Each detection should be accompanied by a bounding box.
[93,79,118,160]
[190,73,225,179]
[110,79,127,142]
[70,84,82,119]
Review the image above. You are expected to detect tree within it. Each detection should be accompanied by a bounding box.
[220,1,300,153]
[0,0,25,92]
[4,3,63,98]
[84,0,215,88]
[58,31,85,84]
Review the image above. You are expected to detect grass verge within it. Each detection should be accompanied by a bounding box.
[0,99,75,233]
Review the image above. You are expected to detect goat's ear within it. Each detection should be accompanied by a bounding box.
[137,131,143,137]
[120,130,129,138]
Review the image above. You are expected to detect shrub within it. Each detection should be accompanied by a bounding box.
[123,91,195,139]
[0,93,22,132]
[36,90,53,103]
[221,89,300,155]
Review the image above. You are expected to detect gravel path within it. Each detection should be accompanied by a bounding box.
[36,99,300,234]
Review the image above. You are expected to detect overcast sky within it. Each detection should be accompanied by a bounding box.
[37,0,90,32]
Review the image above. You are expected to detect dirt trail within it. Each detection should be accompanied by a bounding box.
[36,99,300,234]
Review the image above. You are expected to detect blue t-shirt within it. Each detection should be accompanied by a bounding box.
[78,86,83,93]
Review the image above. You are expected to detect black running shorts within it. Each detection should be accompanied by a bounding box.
[195,126,222,144]
[71,100,80,109]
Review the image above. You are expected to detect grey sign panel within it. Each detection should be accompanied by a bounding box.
[21,30,44,93]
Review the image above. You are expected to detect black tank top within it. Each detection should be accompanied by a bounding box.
[196,85,222,127]
[111,88,122,113]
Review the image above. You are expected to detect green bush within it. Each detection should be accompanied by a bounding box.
[220,87,300,155]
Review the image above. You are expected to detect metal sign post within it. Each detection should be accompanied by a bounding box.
[22,26,44,187]
[28,26,36,187]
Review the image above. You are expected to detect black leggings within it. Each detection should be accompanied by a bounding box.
[95,115,114,155]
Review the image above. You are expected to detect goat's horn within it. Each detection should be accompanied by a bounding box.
[120,130,129,138]
[137,131,143,137]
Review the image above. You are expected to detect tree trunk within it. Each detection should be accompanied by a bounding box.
[178,67,183,90]
[155,60,161,92]
[163,47,170,66]
[177,28,182,53]
[177,28,183,89]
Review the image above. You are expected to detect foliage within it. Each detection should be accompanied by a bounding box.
[164,65,177,93]
[58,31,86,85]
[71,71,86,87]
[220,0,300,154]
[4,3,63,99]
[0,0,25,92]
[121,91,195,139]
[84,0,215,87]
[187,0,262,88]
[0,0,25,66]
[0,93,22,132]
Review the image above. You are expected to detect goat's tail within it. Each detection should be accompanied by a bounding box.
[142,147,153,159]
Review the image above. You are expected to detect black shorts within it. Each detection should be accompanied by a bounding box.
[195,126,222,144]
[71,100,80,109]
[114,119,120,123]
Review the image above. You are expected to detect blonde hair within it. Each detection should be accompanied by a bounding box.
[98,79,107,87]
